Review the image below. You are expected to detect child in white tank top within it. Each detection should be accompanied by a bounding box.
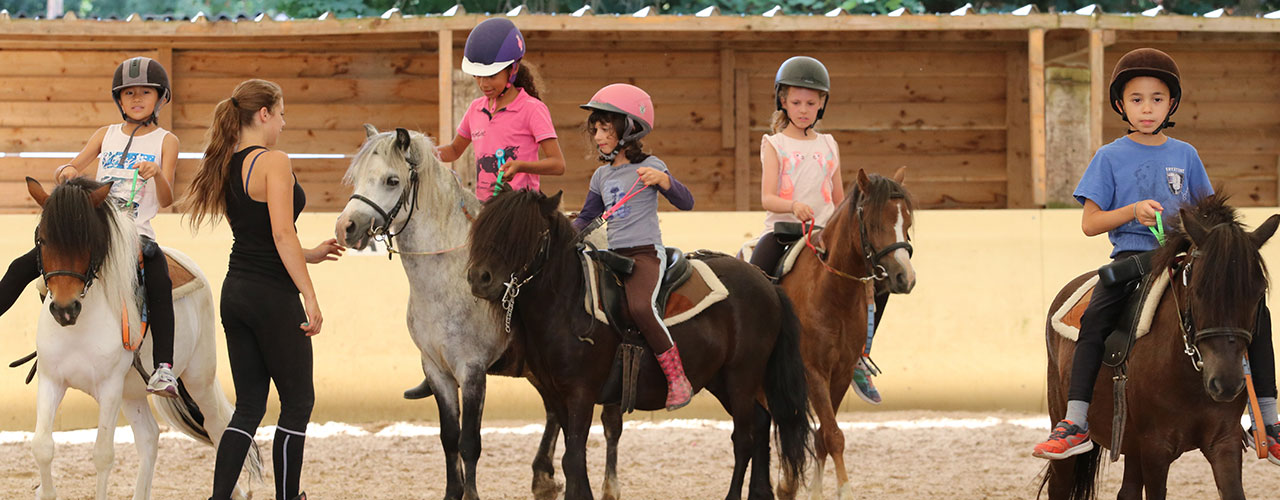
[0,56,182,398]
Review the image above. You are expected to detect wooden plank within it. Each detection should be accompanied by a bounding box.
[171,128,383,155]
[1103,49,1280,77]
[1195,153,1278,180]
[747,178,1007,210]
[0,50,155,76]
[1182,76,1280,102]
[174,77,437,104]
[548,102,719,130]
[0,77,106,102]
[1099,101,1280,129]
[536,77,721,105]
[1005,47,1031,209]
[838,153,1008,182]
[746,101,1007,132]
[0,102,120,127]
[174,103,438,131]
[156,45,174,132]
[721,48,735,151]
[1028,28,1047,207]
[437,29,453,146]
[528,51,720,79]
[174,51,438,78]
[1089,29,1105,155]
[734,70,750,211]
[1217,179,1275,206]
[737,51,1009,78]
[748,75,1008,104]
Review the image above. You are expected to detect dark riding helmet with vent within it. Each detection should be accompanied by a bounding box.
[774,56,831,134]
[1109,48,1181,134]
[111,57,172,126]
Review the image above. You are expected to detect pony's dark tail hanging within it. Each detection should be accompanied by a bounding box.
[766,286,814,480]
[1037,444,1102,500]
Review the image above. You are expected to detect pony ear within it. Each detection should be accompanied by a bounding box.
[394,128,411,152]
[543,191,564,215]
[364,124,379,138]
[893,166,907,184]
[26,177,48,208]
[1181,207,1208,246]
[856,168,872,193]
[1250,214,1280,249]
[89,182,113,208]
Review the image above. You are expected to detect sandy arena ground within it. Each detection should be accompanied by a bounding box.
[1,411,1278,500]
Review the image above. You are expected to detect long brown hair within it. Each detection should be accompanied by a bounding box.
[181,79,282,228]
[584,109,649,164]
[771,85,828,134]
[508,62,542,100]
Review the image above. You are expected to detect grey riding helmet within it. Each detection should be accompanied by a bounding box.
[774,56,831,119]
[111,57,172,125]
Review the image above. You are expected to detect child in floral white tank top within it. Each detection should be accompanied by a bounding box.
[750,56,888,405]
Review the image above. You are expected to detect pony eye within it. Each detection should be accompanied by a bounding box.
[386,176,400,187]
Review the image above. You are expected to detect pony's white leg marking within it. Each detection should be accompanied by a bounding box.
[893,206,915,286]
[836,480,855,500]
[93,378,126,500]
[122,394,158,500]
[808,455,826,500]
[33,379,67,500]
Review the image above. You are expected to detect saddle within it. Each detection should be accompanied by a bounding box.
[1051,250,1164,367]
[578,247,731,412]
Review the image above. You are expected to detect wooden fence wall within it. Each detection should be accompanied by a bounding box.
[1,15,1277,213]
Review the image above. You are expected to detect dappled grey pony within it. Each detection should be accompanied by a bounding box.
[334,126,623,500]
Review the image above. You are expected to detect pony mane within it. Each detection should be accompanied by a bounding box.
[469,189,571,270]
[844,172,915,231]
[39,178,140,317]
[1152,193,1268,316]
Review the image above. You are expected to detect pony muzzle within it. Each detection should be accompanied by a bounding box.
[467,267,502,301]
[49,299,82,326]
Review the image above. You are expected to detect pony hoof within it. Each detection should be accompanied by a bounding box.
[836,484,855,500]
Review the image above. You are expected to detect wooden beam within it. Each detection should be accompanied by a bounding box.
[437,29,453,146]
[1089,29,1106,155]
[155,45,173,133]
[734,70,750,211]
[720,48,735,150]
[1005,47,1031,209]
[1028,28,1047,207]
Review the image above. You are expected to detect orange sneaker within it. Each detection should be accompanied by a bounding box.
[1267,424,1280,466]
[1032,420,1094,460]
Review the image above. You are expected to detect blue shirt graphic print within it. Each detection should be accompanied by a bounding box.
[1073,136,1212,257]
[98,150,156,217]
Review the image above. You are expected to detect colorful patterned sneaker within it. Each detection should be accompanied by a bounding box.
[146,363,179,398]
[1267,424,1280,466]
[851,357,882,405]
[1032,420,1094,460]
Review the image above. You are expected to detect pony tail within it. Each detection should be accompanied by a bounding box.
[181,78,283,229]
[512,62,541,100]
[771,85,790,135]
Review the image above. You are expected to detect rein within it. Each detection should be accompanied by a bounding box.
[799,200,913,283]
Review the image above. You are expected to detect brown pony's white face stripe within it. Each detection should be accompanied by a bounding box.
[890,200,916,292]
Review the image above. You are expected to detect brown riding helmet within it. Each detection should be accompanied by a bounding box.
[1108,48,1181,122]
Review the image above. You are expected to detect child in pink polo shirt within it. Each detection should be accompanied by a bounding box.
[435,17,565,201]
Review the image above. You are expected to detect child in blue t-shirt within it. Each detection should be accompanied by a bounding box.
[1033,48,1280,465]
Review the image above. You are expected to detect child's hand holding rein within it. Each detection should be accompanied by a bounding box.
[136,161,160,181]
[636,167,670,190]
[1134,199,1164,227]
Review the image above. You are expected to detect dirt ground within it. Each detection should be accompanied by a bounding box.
[1,411,1278,500]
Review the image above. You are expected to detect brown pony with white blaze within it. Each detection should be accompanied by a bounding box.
[775,167,916,499]
[1041,194,1279,500]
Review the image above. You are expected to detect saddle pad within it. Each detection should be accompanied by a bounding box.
[1051,272,1170,342]
[164,252,202,301]
[583,258,729,327]
[737,234,808,280]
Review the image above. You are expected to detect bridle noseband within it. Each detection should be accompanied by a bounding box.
[34,229,101,299]
[805,195,913,283]
[499,228,552,333]
[348,154,422,256]
[1170,249,1257,372]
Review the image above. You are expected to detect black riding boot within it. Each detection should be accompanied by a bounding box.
[403,377,433,400]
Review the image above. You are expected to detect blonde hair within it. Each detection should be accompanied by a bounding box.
[770,85,828,135]
[181,79,283,228]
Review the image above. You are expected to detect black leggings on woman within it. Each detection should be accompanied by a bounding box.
[211,277,314,500]
[1,245,173,368]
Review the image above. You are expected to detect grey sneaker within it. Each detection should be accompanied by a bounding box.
[147,364,178,398]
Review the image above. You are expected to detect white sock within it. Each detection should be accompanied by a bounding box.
[1064,400,1090,430]
[1261,397,1277,428]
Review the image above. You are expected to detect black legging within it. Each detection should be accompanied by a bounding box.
[750,232,787,280]
[1,245,172,368]
[1068,254,1278,402]
[211,276,314,500]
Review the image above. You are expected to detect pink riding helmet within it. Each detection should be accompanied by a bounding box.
[580,83,654,145]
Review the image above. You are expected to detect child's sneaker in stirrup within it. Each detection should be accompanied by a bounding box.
[1032,420,1093,460]
[656,346,693,411]
[851,357,882,405]
[1266,424,1280,466]
[147,363,178,398]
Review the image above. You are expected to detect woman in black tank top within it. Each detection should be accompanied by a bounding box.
[180,79,343,500]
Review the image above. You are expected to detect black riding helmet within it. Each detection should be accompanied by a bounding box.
[774,56,831,134]
[112,56,172,126]
[1109,48,1181,134]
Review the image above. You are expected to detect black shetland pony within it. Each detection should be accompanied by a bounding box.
[466,190,812,500]
[1041,194,1280,500]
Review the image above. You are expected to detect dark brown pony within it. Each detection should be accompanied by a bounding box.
[773,167,916,499]
[466,190,812,500]
[1041,194,1279,500]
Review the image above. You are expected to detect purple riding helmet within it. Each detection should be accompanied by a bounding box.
[461,17,526,91]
